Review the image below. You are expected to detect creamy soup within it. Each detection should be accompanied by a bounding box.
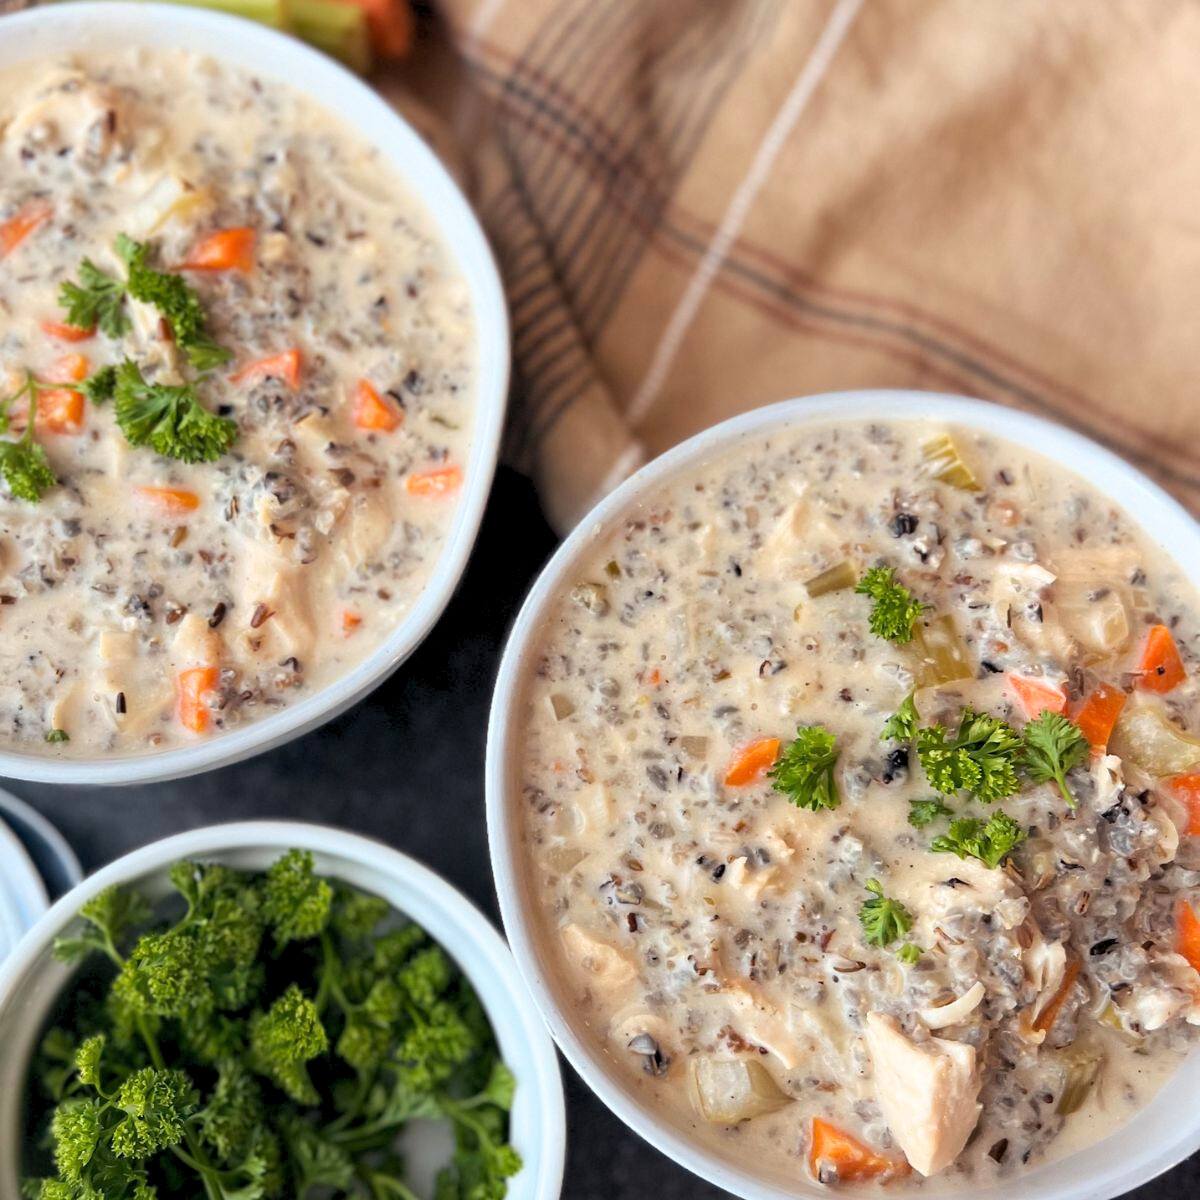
[0,50,474,755]
[515,421,1200,1189]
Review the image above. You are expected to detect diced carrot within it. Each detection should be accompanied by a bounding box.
[406,464,463,496]
[0,200,51,259]
[176,665,219,734]
[136,486,201,515]
[43,354,90,384]
[808,1117,908,1183]
[40,318,95,343]
[342,609,363,636]
[179,226,256,273]
[337,0,416,58]
[1007,673,1067,720]
[1137,624,1186,693]
[1072,683,1127,751]
[230,349,302,390]
[1177,899,1200,973]
[352,379,403,432]
[724,737,781,787]
[645,667,662,687]
[1166,774,1200,836]
[35,389,85,435]
[1032,958,1081,1034]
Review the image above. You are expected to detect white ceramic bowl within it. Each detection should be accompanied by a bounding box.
[0,3,510,786]
[0,820,565,1200]
[486,390,1200,1200]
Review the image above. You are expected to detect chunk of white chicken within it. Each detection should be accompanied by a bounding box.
[863,1013,981,1177]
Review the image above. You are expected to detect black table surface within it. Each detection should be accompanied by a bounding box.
[13,466,1199,1200]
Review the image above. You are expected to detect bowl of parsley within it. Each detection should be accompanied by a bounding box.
[0,821,565,1200]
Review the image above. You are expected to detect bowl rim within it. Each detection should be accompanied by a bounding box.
[485,389,1200,1200]
[0,819,565,1199]
[0,2,510,786]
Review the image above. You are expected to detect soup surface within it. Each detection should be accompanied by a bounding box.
[0,48,474,756]
[516,420,1200,1189]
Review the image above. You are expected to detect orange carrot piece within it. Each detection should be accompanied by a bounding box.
[179,226,256,273]
[342,609,363,636]
[808,1117,908,1183]
[645,667,662,687]
[1177,899,1200,973]
[1007,673,1067,720]
[35,389,85,435]
[338,0,415,58]
[1032,958,1081,1034]
[136,486,201,515]
[177,665,219,734]
[0,200,51,259]
[230,349,302,390]
[352,379,403,432]
[1167,774,1200,837]
[1072,683,1127,751]
[406,464,463,496]
[1137,624,1186,693]
[40,318,95,343]
[44,353,90,384]
[724,737,781,787]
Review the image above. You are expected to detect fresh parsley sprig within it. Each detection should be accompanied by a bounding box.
[768,725,840,811]
[1021,710,1090,808]
[859,878,913,947]
[930,811,1027,869]
[855,566,928,644]
[112,359,237,464]
[881,692,918,741]
[908,797,952,828]
[916,708,1022,803]
[59,258,129,338]
[0,373,57,502]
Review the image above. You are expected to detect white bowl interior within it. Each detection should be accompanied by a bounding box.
[0,3,510,786]
[0,821,564,1200]
[486,390,1200,1200]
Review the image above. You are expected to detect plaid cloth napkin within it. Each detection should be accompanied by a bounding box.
[428,0,1200,530]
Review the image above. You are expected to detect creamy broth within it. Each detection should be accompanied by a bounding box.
[0,50,474,755]
[516,421,1200,1189]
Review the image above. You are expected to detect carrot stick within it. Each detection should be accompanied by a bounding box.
[724,737,781,787]
[0,200,52,259]
[352,379,403,432]
[1032,959,1081,1034]
[1177,899,1200,973]
[179,227,256,273]
[1007,673,1067,720]
[406,464,463,496]
[1137,624,1186,693]
[40,318,95,343]
[136,486,201,515]
[1072,683,1127,751]
[808,1117,908,1183]
[230,348,302,390]
[177,665,219,734]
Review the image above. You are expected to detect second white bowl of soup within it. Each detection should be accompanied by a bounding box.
[487,391,1200,1200]
[0,4,508,784]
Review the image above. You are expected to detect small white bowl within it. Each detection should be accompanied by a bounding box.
[0,3,510,786]
[0,820,565,1200]
[486,390,1200,1200]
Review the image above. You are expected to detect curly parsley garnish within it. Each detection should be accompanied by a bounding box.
[768,725,840,811]
[908,797,952,828]
[916,708,1022,803]
[896,942,923,965]
[1021,710,1090,808]
[113,359,237,464]
[0,374,57,502]
[930,811,1027,869]
[44,729,70,744]
[58,257,130,338]
[31,850,521,1200]
[855,566,928,644]
[859,878,913,947]
[881,692,918,741]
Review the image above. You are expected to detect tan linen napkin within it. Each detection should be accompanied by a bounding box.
[428,0,1200,530]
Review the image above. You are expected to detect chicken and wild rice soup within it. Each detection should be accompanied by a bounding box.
[516,421,1200,1188]
[0,49,475,756]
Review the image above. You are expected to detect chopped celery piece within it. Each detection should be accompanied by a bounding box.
[911,614,973,687]
[1056,1046,1103,1116]
[1108,695,1200,775]
[804,560,857,598]
[288,0,373,73]
[922,433,979,491]
[141,0,287,27]
[690,1057,791,1123]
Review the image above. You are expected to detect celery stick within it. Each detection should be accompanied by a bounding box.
[146,0,289,28]
[286,0,373,73]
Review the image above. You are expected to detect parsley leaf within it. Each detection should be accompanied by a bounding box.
[859,878,913,947]
[0,375,56,503]
[1021,710,1090,808]
[58,258,130,338]
[896,942,923,964]
[118,235,231,371]
[45,729,70,744]
[908,797,952,828]
[855,566,927,644]
[930,811,1027,869]
[81,365,118,404]
[113,359,237,463]
[767,725,840,811]
[915,708,1022,803]
[881,692,918,741]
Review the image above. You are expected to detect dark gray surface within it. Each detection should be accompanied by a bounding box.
[12,467,1198,1200]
